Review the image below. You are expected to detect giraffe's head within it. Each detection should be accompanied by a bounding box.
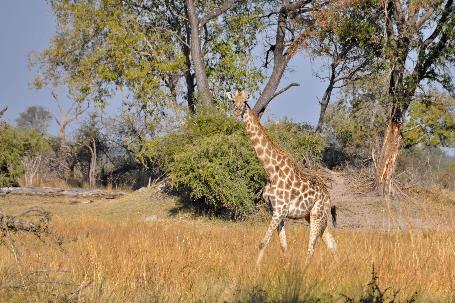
[226,90,250,117]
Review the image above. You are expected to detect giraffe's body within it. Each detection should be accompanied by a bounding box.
[227,91,336,266]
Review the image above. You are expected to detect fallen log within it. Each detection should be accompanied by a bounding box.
[0,187,125,199]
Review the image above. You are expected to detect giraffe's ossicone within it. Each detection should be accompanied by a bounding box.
[226,90,337,266]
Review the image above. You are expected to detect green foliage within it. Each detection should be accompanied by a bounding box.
[205,5,265,100]
[267,120,326,166]
[0,125,50,186]
[404,91,455,148]
[16,105,53,134]
[311,0,383,57]
[32,0,184,109]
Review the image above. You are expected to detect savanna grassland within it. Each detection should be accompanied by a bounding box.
[1,189,455,303]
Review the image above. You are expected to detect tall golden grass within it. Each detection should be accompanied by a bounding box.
[1,216,455,302]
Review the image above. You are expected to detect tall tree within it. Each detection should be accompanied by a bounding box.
[374,0,454,194]
[306,0,383,132]
[16,106,53,134]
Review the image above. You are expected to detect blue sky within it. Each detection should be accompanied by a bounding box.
[0,1,329,136]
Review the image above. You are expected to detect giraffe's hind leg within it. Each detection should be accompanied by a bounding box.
[277,220,288,255]
[322,229,337,254]
[305,208,328,262]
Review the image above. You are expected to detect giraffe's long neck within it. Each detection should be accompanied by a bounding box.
[242,108,280,177]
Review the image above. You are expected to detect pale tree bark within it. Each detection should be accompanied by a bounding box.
[375,106,403,195]
[85,138,97,189]
[22,155,42,187]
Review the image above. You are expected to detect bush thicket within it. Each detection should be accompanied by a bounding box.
[137,109,325,219]
[0,125,50,186]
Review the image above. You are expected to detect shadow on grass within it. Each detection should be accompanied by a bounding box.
[167,191,250,220]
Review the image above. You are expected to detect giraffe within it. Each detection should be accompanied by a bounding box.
[226,90,337,266]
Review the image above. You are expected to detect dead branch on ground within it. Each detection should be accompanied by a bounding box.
[0,207,64,258]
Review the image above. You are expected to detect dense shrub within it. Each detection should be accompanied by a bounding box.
[0,125,50,186]
[138,109,325,219]
[267,119,325,167]
[138,109,266,218]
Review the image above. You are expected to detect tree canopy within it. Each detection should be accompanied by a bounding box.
[16,106,52,134]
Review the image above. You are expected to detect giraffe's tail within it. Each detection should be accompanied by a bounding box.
[330,206,337,228]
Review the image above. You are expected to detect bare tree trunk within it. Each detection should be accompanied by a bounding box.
[87,139,97,189]
[23,156,42,187]
[252,8,288,116]
[375,106,402,195]
[59,123,67,147]
[315,62,336,132]
[185,0,212,107]
[252,0,316,115]
[181,35,196,113]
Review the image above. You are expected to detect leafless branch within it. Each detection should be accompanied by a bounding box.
[271,82,300,100]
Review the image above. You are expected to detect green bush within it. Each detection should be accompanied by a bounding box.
[267,119,326,167]
[138,109,325,219]
[0,125,50,187]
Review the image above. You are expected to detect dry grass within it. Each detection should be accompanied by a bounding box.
[1,192,455,302]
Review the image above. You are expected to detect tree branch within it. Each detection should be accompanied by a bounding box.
[283,0,313,12]
[0,106,7,118]
[415,7,436,30]
[421,0,453,48]
[200,0,238,26]
[271,82,300,99]
[412,0,453,86]
[185,0,213,106]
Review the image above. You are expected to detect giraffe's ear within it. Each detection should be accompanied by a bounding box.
[225,92,233,100]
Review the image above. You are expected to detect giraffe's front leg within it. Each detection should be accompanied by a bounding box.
[256,211,283,267]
